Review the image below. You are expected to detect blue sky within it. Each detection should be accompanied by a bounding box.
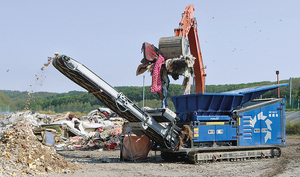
[0,1,299,93]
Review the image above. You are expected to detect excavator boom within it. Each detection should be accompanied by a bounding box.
[174,5,206,93]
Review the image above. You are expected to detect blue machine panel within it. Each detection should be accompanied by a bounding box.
[216,125,237,141]
[260,103,283,145]
[238,101,284,146]
[194,125,216,142]
[193,125,237,142]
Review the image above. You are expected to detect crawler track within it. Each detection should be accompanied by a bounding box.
[161,146,281,163]
[188,146,281,163]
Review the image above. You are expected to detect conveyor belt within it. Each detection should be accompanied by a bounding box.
[52,55,181,149]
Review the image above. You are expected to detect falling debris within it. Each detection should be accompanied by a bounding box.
[26,55,54,110]
[43,57,52,67]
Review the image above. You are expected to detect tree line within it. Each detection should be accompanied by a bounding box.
[1,77,300,113]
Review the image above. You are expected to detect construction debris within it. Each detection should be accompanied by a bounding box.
[0,107,156,175]
[0,108,126,171]
[0,122,76,176]
[0,111,53,127]
[0,109,125,148]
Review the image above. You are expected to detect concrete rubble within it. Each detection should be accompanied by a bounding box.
[0,107,125,176]
[0,121,76,176]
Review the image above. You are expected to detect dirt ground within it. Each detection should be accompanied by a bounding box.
[48,136,300,177]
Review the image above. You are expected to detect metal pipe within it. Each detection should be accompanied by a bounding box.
[143,75,145,108]
[290,77,292,105]
[276,71,280,98]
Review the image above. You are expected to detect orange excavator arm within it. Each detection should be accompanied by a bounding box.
[174,5,206,93]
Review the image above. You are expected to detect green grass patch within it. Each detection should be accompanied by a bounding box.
[286,120,300,135]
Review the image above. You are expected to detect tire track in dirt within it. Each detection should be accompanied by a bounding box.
[262,136,300,177]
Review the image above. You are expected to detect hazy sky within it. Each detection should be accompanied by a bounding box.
[1,1,299,93]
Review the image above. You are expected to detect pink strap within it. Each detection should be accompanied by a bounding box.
[151,55,164,93]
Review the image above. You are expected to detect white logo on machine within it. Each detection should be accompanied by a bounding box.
[250,111,274,143]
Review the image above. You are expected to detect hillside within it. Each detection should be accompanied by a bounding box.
[1,77,299,113]
[0,90,14,111]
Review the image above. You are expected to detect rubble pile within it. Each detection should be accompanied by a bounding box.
[0,111,53,127]
[0,108,129,175]
[0,123,76,176]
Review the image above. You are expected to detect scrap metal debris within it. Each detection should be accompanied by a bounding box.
[51,109,123,151]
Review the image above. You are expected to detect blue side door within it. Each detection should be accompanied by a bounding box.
[260,102,282,145]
